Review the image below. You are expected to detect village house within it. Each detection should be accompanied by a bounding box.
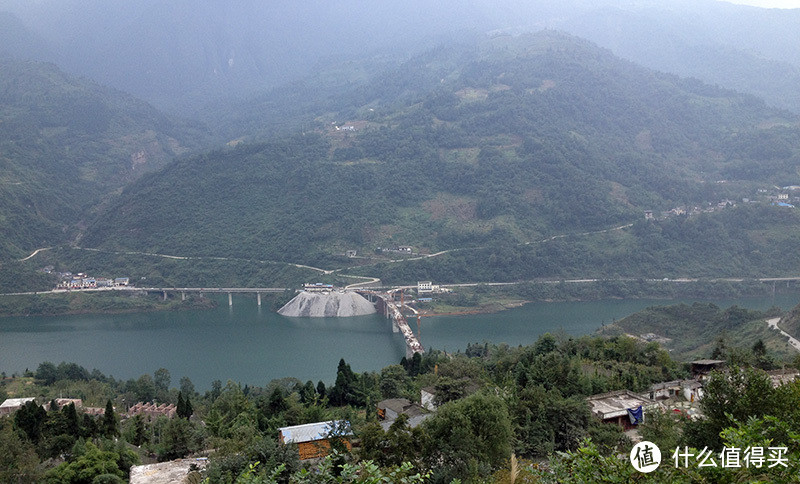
[417,281,447,294]
[690,359,726,381]
[377,398,430,430]
[0,397,36,415]
[420,381,480,411]
[421,387,436,411]
[55,271,129,290]
[278,420,352,460]
[96,278,113,287]
[127,402,177,419]
[303,283,334,292]
[48,398,83,411]
[587,390,659,430]
[647,379,703,403]
[82,406,107,416]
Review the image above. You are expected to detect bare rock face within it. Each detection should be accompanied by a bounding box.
[278,291,376,317]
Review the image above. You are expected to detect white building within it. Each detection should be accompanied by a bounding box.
[0,397,36,415]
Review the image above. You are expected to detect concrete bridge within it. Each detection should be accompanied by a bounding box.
[143,287,289,307]
[358,290,424,358]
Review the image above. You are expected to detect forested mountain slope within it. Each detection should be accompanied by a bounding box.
[0,58,209,259]
[82,32,800,274]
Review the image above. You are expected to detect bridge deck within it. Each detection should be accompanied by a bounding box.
[362,291,424,356]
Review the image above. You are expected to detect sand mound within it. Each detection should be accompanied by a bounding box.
[278,291,376,317]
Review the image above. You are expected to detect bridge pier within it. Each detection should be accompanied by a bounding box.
[228,292,233,307]
[163,291,168,301]
[181,292,186,301]
[257,292,262,306]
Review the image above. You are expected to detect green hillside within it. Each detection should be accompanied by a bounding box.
[599,302,793,362]
[0,57,209,260]
[75,32,800,284]
[781,302,800,340]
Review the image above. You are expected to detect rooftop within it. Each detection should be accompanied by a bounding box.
[279,420,352,444]
[0,397,36,409]
[378,398,411,414]
[690,359,725,366]
[587,390,655,419]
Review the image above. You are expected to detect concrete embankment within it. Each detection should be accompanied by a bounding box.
[278,291,376,317]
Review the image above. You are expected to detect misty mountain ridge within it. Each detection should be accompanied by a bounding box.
[0,57,210,259]
[2,0,800,115]
[79,32,800,276]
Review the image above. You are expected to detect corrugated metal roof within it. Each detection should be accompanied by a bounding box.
[279,420,351,444]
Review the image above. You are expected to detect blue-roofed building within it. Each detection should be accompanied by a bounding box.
[278,420,352,460]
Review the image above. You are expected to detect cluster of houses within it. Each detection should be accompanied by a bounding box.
[302,283,335,293]
[0,397,177,420]
[588,360,799,431]
[646,200,738,221]
[646,186,800,221]
[272,360,799,461]
[416,281,450,295]
[127,401,177,419]
[51,269,130,290]
[377,245,414,254]
[0,397,106,416]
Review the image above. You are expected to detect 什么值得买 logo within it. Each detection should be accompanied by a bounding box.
[630,441,661,473]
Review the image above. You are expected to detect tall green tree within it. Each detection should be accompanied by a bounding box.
[122,415,147,447]
[379,365,410,399]
[43,442,125,484]
[157,418,202,461]
[329,359,357,407]
[422,392,512,482]
[154,368,171,395]
[177,391,194,420]
[14,401,47,444]
[179,376,196,397]
[0,421,41,483]
[102,400,118,438]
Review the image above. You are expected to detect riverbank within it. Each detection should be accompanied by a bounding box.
[1,277,796,319]
[421,278,799,316]
[0,291,217,318]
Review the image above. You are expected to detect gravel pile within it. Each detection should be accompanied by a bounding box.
[278,291,376,317]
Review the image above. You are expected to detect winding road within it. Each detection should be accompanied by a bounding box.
[13,224,800,307]
[767,317,800,352]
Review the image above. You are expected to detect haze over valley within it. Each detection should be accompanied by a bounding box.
[4,3,800,483]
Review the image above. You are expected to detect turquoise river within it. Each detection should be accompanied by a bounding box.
[0,293,797,389]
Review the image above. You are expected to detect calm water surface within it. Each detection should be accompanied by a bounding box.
[0,293,797,389]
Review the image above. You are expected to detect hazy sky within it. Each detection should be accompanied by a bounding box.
[721,0,800,7]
